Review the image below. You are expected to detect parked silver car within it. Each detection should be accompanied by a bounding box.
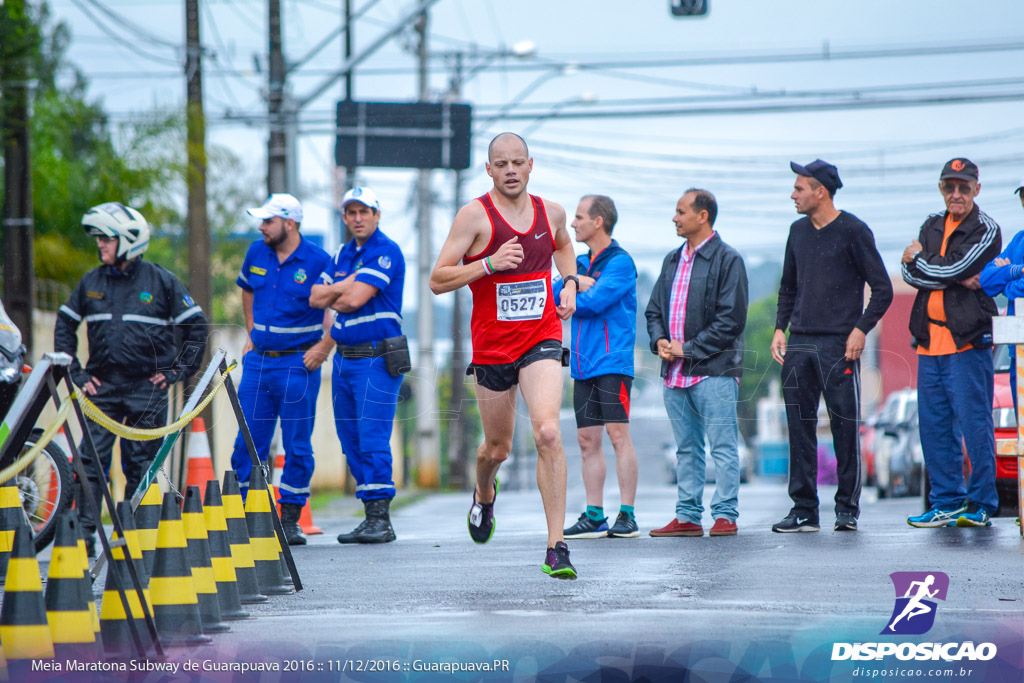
[873,389,924,499]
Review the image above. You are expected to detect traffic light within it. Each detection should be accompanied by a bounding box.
[669,0,708,17]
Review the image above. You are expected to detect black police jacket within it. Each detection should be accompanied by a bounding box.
[645,233,748,378]
[901,204,1001,349]
[54,258,208,385]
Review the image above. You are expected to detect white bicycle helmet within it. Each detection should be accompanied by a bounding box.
[82,202,150,261]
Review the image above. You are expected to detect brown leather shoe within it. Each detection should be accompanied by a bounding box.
[649,519,703,537]
[709,518,737,536]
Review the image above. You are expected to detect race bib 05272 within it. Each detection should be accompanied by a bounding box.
[496,279,547,322]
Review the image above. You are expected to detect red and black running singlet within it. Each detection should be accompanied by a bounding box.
[465,193,562,365]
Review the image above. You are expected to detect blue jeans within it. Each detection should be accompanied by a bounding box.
[917,349,998,513]
[663,378,740,523]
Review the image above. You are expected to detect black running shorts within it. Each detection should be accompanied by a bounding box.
[467,339,567,392]
[573,374,632,428]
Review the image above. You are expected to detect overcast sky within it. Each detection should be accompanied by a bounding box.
[51,0,1024,298]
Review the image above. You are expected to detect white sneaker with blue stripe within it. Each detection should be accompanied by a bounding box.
[907,504,967,528]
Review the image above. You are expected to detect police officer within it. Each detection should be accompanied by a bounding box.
[231,193,334,545]
[310,187,407,544]
[55,202,207,556]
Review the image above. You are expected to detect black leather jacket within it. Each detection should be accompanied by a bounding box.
[901,204,1001,349]
[645,233,748,378]
[54,258,208,385]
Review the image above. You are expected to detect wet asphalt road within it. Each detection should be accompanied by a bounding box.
[135,412,1023,668]
[22,409,1024,680]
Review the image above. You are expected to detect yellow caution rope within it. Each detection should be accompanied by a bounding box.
[76,363,236,441]
[0,398,72,486]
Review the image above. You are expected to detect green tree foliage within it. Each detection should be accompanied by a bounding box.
[2,1,259,323]
[738,294,781,440]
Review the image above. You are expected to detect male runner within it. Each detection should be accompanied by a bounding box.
[430,132,580,579]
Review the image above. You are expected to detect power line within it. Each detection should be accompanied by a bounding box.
[488,90,1024,121]
[78,0,181,50]
[70,0,181,66]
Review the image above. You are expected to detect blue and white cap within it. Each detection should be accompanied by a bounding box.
[247,193,303,223]
[341,187,380,212]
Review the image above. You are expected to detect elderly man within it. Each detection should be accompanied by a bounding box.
[646,188,747,537]
[903,158,1001,528]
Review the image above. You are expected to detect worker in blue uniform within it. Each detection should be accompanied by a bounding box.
[310,187,408,544]
[231,193,334,545]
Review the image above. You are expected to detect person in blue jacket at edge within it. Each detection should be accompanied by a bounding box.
[980,178,1024,525]
[552,194,641,539]
[980,178,1024,403]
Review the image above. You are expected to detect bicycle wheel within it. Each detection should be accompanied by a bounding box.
[16,428,74,553]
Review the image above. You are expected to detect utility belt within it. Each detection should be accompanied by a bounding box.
[337,335,411,377]
[256,341,317,358]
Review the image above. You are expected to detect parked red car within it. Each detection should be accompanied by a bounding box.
[992,345,1020,517]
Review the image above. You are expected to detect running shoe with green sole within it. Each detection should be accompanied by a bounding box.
[467,478,499,544]
[541,541,577,580]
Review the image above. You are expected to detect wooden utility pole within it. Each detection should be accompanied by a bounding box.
[414,11,440,487]
[185,0,214,450]
[184,0,210,324]
[267,0,287,194]
[1,0,35,354]
[447,53,468,489]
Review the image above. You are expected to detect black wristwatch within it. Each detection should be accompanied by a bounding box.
[563,275,580,289]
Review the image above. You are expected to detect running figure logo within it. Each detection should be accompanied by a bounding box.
[883,571,949,635]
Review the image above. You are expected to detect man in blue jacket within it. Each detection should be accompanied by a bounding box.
[553,195,640,538]
[980,178,1024,403]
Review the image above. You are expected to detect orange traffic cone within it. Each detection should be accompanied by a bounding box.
[185,418,216,492]
[271,452,322,536]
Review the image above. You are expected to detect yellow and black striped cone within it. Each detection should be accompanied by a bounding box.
[71,509,102,652]
[221,471,268,605]
[44,511,100,660]
[0,524,54,666]
[244,467,292,595]
[133,481,162,575]
[203,480,249,619]
[182,486,229,634]
[268,483,294,587]
[0,478,25,582]
[99,501,153,658]
[149,492,212,645]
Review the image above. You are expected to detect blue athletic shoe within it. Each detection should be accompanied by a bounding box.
[955,504,992,528]
[907,505,967,528]
[563,512,609,539]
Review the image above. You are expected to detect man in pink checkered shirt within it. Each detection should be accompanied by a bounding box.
[645,188,748,537]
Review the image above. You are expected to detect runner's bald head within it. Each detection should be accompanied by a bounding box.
[488,133,529,162]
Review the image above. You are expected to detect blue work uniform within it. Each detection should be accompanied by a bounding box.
[320,227,405,501]
[230,238,331,506]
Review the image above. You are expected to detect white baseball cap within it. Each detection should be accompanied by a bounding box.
[1015,179,1024,195]
[247,193,303,223]
[341,187,380,212]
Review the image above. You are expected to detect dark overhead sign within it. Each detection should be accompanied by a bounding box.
[670,0,708,17]
[335,101,472,171]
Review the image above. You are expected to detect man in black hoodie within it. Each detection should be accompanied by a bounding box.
[902,158,1001,529]
[770,160,892,533]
